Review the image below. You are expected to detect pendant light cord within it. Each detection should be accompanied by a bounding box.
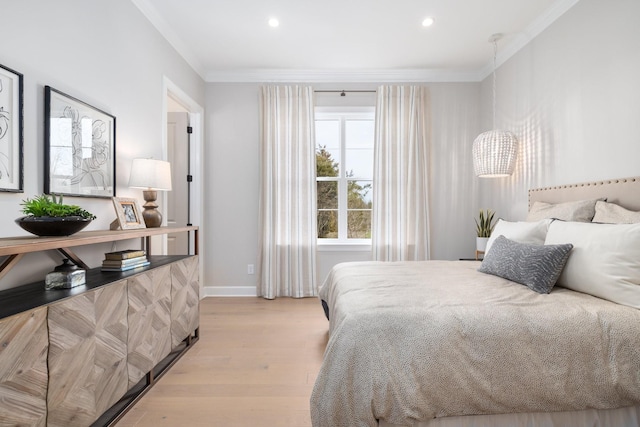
[492,37,497,129]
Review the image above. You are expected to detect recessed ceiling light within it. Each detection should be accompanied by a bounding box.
[422,17,435,27]
[268,18,279,28]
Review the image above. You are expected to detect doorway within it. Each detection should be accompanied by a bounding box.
[161,77,204,263]
[166,108,190,255]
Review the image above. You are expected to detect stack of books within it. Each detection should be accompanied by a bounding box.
[101,249,150,272]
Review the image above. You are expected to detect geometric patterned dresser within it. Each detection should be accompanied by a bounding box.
[0,227,199,427]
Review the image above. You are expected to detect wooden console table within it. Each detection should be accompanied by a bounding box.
[0,225,198,280]
[0,226,199,427]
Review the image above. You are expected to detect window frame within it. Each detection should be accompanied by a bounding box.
[315,106,375,247]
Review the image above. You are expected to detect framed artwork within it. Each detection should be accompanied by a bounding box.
[111,197,146,230]
[0,63,24,192]
[45,86,115,198]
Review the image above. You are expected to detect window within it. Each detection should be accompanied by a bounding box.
[315,107,375,243]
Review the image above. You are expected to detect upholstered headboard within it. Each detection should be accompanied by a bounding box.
[529,177,640,211]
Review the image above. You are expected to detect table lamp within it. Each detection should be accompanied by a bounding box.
[128,158,172,227]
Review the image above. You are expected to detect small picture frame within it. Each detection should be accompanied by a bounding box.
[0,63,24,192]
[111,197,145,230]
[45,86,115,198]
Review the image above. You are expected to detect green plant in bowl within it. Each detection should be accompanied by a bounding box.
[16,194,96,236]
[20,194,96,219]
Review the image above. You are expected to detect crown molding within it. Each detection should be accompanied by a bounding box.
[131,0,207,80]
[205,68,483,83]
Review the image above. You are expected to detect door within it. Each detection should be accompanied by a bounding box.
[167,111,189,255]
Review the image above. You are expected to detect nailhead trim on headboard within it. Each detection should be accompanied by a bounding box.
[528,177,640,211]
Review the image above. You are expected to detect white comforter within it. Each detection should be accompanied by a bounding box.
[311,261,640,427]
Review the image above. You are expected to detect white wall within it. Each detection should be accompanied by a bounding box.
[479,0,640,220]
[205,83,260,296]
[205,82,480,296]
[0,0,205,290]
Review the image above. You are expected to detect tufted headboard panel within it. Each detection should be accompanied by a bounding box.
[528,177,640,211]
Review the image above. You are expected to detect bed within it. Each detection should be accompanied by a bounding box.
[311,177,640,427]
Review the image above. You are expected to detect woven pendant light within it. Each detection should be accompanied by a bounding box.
[472,34,518,177]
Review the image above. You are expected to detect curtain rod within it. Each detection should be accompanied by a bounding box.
[314,90,376,96]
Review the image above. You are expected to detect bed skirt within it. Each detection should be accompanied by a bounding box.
[379,405,640,427]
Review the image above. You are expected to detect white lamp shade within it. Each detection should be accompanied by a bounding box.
[472,130,518,177]
[128,158,172,190]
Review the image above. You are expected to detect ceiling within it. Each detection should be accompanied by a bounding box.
[132,0,580,82]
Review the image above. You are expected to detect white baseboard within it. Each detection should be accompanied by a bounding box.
[203,286,257,297]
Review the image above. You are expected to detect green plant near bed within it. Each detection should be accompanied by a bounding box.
[21,194,96,220]
[475,209,496,237]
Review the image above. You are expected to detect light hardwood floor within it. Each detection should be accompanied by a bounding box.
[115,297,328,427]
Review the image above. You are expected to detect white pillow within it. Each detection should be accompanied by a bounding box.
[592,200,640,224]
[544,221,640,309]
[526,199,600,222]
[485,218,552,255]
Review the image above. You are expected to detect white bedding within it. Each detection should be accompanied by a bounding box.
[311,261,640,427]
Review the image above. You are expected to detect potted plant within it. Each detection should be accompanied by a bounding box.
[16,194,96,236]
[475,209,496,252]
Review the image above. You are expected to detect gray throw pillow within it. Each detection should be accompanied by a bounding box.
[478,235,573,294]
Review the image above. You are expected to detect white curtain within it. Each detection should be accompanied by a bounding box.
[372,85,431,261]
[258,85,317,299]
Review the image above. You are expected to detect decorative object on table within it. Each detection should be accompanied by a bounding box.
[128,158,172,228]
[472,34,518,177]
[44,86,115,198]
[101,250,149,272]
[110,197,146,230]
[16,194,96,236]
[0,63,24,192]
[45,258,86,290]
[475,208,496,253]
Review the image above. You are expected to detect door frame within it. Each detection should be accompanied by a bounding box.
[162,76,204,296]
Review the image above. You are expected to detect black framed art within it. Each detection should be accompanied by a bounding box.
[45,86,115,198]
[0,63,24,192]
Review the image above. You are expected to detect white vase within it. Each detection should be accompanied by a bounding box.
[476,237,489,252]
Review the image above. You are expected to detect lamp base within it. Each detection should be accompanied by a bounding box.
[142,190,163,228]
